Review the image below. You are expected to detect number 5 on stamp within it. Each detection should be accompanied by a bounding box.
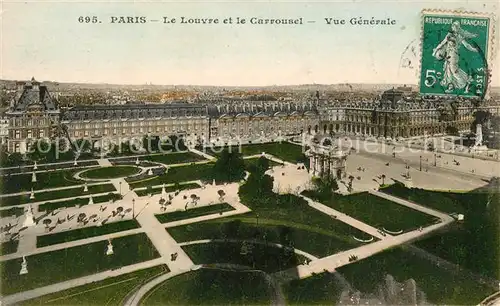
[419,10,494,99]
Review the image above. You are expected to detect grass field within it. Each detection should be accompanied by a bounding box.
[38,192,121,212]
[0,160,99,176]
[168,209,371,258]
[0,169,85,194]
[302,190,436,232]
[207,142,308,164]
[0,207,24,218]
[37,220,141,247]
[337,248,496,305]
[381,182,464,213]
[283,271,344,305]
[20,265,170,306]
[141,151,206,165]
[182,241,307,273]
[0,240,19,256]
[156,203,234,223]
[0,233,160,295]
[382,182,500,279]
[0,183,116,208]
[134,183,200,197]
[141,269,271,305]
[129,163,216,189]
[79,166,141,179]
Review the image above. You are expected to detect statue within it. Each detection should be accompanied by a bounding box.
[19,256,28,275]
[88,196,94,205]
[30,188,35,200]
[147,168,153,175]
[83,182,88,192]
[31,172,37,183]
[135,158,140,165]
[23,205,35,227]
[33,161,38,170]
[473,123,488,151]
[161,184,167,199]
[106,239,114,255]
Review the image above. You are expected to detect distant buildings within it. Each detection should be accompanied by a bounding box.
[3,79,500,153]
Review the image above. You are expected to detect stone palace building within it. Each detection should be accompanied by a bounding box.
[4,79,500,153]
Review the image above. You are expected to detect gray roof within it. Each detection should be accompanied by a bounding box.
[11,81,58,112]
[62,103,208,121]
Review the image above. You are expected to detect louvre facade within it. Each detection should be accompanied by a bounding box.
[4,79,500,153]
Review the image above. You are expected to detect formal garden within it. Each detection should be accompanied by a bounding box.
[0,168,86,194]
[302,188,437,233]
[79,166,142,179]
[141,269,272,305]
[167,157,374,258]
[383,181,500,279]
[0,183,116,208]
[0,233,160,295]
[19,265,169,306]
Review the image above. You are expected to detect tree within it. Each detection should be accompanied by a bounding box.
[212,149,245,183]
[381,174,386,186]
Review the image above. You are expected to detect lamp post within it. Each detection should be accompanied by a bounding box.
[119,181,122,195]
[434,153,437,166]
[132,198,135,219]
[419,155,422,171]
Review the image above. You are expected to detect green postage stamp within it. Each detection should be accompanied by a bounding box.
[419,10,494,98]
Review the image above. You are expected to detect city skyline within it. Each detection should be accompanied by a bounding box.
[1,0,499,86]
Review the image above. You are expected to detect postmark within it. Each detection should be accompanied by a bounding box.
[419,10,495,99]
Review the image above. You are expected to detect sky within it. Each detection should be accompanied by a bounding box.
[1,0,499,86]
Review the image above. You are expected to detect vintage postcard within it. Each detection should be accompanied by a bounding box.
[0,1,499,305]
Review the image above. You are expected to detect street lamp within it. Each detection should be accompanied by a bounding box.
[119,181,122,195]
[132,198,135,219]
[419,155,422,171]
[434,153,437,167]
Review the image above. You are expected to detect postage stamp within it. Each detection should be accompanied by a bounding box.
[419,10,495,99]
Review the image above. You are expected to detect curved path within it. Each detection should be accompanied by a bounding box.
[178,238,319,261]
[124,264,285,306]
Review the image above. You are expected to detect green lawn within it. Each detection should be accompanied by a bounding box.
[209,142,308,164]
[141,269,271,305]
[382,182,500,279]
[19,265,170,306]
[141,152,205,165]
[0,240,19,256]
[337,248,496,305]
[79,166,141,179]
[37,220,141,247]
[135,183,199,197]
[0,183,116,208]
[0,207,24,217]
[0,169,84,194]
[283,271,345,305]
[243,157,281,170]
[156,203,234,223]
[302,190,436,232]
[38,193,121,212]
[0,233,160,295]
[183,241,307,273]
[381,182,464,213]
[129,163,216,189]
[168,212,370,258]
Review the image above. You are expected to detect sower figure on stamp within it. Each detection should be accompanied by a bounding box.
[432,21,479,93]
